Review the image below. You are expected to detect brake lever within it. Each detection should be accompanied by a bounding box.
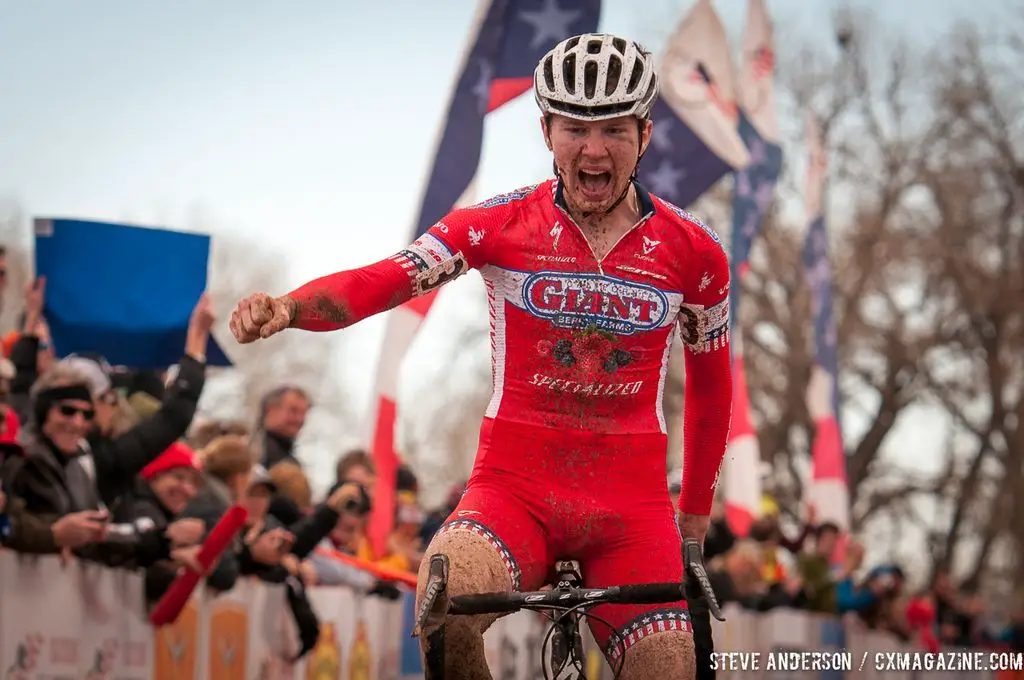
[682,538,725,622]
[413,554,450,638]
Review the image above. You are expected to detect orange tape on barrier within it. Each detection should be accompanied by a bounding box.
[313,546,418,588]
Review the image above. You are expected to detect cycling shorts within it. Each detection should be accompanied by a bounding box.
[435,419,691,660]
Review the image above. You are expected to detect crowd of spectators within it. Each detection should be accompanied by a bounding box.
[0,262,1020,658]
[665,475,1024,653]
[0,273,444,659]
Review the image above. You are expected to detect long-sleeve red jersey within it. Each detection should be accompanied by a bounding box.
[287,179,732,516]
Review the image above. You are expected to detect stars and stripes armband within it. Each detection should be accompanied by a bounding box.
[391,232,469,297]
[678,295,730,354]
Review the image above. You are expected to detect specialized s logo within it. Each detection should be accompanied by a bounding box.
[522,272,669,335]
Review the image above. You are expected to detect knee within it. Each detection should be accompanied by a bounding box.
[418,527,512,596]
[616,631,695,680]
[416,527,513,633]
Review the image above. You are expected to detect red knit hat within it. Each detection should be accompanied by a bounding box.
[141,441,200,481]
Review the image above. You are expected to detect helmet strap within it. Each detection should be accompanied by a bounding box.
[599,124,647,217]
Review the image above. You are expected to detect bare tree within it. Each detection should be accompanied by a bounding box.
[734,13,1023,589]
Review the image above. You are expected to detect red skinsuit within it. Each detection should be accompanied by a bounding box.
[289,179,732,656]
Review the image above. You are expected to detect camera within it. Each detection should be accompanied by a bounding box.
[343,483,372,516]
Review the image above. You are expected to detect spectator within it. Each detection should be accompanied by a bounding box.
[704,496,735,562]
[906,590,940,653]
[236,465,297,578]
[836,546,909,639]
[334,448,375,499]
[8,279,56,425]
[707,540,765,607]
[708,539,805,611]
[108,441,208,601]
[308,484,378,591]
[396,464,418,495]
[0,357,21,453]
[380,490,425,573]
[5,367,123,539]
[4,364,188,560]
[180,434,253,592]
[750,504,817,587]
[254,386,310,469]
[268,461,313,525]
[420,482,464,546]
[932,570,987,647]
[232,465,326,661]
[187,418,249,450]
[797,521,841,614]
[1007,604,1024,651]
[949,587,986,647]
[240,467,367,586]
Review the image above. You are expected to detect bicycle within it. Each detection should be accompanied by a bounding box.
[415,538,725,680]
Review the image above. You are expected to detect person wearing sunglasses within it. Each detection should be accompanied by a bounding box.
[3,364,112,555]
[6,361,202,562]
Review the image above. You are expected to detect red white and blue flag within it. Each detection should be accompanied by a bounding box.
[802,113,850,538]
[722,0,783,537]
[638,0,749,208]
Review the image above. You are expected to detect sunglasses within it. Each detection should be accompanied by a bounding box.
[58,404,95,421]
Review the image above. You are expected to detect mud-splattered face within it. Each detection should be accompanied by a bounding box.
[543,114,651,215]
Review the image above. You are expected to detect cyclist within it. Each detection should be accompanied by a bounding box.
[230,33,731,680]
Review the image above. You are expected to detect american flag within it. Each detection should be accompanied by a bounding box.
[722,0,783,537]
[637,0,749,208]
[802,113,849,535]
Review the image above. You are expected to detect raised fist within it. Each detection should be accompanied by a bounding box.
[229,293,296,344]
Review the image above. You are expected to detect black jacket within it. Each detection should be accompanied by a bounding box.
[239,504,341,582]
[179,475,241,593]
[260,431,300,469]
[88,355,206,507]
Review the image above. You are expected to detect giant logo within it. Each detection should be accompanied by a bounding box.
[522,272,669,335]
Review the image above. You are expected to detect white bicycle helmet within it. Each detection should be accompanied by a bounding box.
[534,33,659,122]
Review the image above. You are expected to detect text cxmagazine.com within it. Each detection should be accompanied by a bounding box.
[710,650,1024,673]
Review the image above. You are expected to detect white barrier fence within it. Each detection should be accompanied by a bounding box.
[1,551,1017,679]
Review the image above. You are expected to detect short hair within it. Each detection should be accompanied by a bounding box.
[816,522,841,538]
[258,385,311,424]
[335,449,375,481]
[199,435,253,482]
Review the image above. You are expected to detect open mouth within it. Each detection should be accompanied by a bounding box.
[577,169,612,197]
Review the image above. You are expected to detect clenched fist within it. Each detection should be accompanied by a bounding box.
[229,293,296,344]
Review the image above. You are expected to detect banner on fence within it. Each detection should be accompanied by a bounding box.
[0,551,1013,680]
